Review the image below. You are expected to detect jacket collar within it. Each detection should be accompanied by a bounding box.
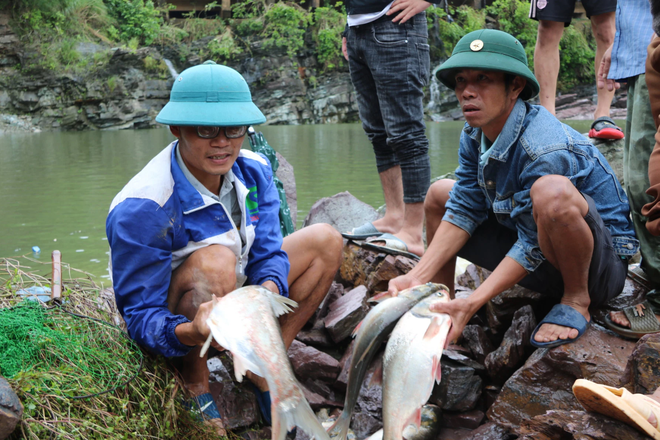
[464,98,528,163]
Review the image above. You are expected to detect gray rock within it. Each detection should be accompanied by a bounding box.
[464,422,516,440]
[591,137,624,186]
[324,285,369,343]
[275,151,297,226]
[0,377,22,440]
[484,305,537,384]
[462,324,495,365]
[431,357,483,412]
[302,191,379,234]
[518,410,649,440]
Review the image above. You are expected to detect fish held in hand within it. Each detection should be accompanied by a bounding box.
[382,290,451,440]
[327,283,448,440]
[202,285,330,440]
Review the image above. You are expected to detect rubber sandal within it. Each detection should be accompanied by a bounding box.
[356,234,421,261]
[589,116,625,140]
[573,379,660,439]
[341,222,383,240]
[530,303,590,348]
[604,300,660,339]
[185,392,222,421]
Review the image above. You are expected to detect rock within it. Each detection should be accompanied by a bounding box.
[349,353,384,440]
[207,353,260,429]
[339,242,417,295]
[464,422,516,440]
[288,340,341,382]
[486,286,549,339]
[622,333,660,394]
[441,409,485,430]
[295,325,334,347]
[334,339,356,393]
[431,356,483,412]
[300,378,344,409]
[487,323,636,431]
[308,282,344,327]
[302,191,379,233]
[462,324,495,365]
[299,381,343,410]
[591,137,624,186]
[456,264,488,290]
[275,151,297,226]
[0,377,22,440]
[324,285,369,343]
[518,410,649,440]
[484,305,537,384]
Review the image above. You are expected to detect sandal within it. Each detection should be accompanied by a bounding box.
[589,116,625,140]
[604,300,660,339]
[185,392,226,435]
[573,379,660,439]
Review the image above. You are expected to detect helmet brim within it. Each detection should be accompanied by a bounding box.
[156,100,267,126]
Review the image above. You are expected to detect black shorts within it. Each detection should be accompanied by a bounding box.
[456,194,628,307]
[529,0,616,25]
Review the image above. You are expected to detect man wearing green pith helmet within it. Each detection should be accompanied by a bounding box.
[387,30,638,349]
[106,61,343,433]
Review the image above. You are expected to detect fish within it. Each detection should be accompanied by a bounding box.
[381,291,451,440]
[327,283,447,440]
[364,405,442,440]
[201,285,331,440]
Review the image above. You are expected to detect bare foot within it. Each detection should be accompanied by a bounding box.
[533,303,590,344]
[371,216,403,235]
[609,304,660,328]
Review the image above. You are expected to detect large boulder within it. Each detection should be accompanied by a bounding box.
[0,377,22,440]
[487,323,636,432]
[622,333,660,394]
[302,191,379,234]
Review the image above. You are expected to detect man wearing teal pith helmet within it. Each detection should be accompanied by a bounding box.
[387,29,638,349]
[106,61,343,432]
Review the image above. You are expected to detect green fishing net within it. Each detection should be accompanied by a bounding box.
[0,300,143,399]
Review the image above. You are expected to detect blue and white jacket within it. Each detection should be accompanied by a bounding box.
[106,141,290,358]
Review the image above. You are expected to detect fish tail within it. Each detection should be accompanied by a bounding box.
[278,397,331,440]
[327,411,351,440]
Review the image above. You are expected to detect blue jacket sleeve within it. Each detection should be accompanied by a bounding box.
[245,159,291,296]
[107,198,193,358]
[443,131,490,234]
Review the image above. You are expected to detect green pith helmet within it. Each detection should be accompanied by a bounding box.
[436,29,540,101]
[156,60,266,126]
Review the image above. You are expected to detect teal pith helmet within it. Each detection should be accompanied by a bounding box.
[436,29,540,101]
[156,60,266,126]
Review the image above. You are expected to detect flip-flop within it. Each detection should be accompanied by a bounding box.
[530,303,590,348]
[341,222,383,240]
[573,379,660,439]
[604,300,660,340]
[185,392,222,421]
[355,233,421,261]
[589,116,625,140]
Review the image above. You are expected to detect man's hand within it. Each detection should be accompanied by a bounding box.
[342,36,348,61]
[176,297,225,351]
[387,273,427,297]
[387,0,431,24]
[597,44,620,92]
[429,297,475,347]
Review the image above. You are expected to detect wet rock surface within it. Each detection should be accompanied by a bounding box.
[518,410,650,440]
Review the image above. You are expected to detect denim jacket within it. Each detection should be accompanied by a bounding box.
[444,99,639,273]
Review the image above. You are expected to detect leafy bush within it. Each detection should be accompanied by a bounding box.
[557,24,595,89]
[428,5,485,57]
[486,0,537,66]
[313,5,345,71]
[206,28,242,62]
[104,0,162,45]
[262,2,311,58]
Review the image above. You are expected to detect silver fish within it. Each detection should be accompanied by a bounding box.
[381,291,451,440]
[364,405,442,440]
[327,283,447,440]
[202,285,331,440]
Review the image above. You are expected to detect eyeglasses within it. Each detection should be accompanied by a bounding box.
[196,126,248,139]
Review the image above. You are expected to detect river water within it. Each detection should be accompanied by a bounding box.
[0,120,594,283]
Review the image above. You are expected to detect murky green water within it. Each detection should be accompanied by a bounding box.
[0,120,596,282]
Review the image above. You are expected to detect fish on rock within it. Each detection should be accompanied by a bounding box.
[381,291,451,440]
[364,405,443,440]
[327,283,448,440]
[201,285,331,440]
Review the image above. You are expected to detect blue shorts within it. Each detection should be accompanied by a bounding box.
[457,194,628,307]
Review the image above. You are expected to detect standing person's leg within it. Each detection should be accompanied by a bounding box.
[346,25,406,238]
[361,14,431,257]
[590,12,616,119]
[534,20,565,114]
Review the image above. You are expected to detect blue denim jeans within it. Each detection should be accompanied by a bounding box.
[346,12,431,204]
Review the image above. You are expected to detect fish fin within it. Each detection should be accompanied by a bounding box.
[232,353,262,382]
[269,294,299,317]
[368,358,383,387]
[326,411,350,440]
[422,316,444,341]
[432,354,442,384]
[199,333,213,358]
[351,320,363,338]
[368,291,392,304]
[408,407,423,430]
[278,393,331,440]
[365,428,383,440]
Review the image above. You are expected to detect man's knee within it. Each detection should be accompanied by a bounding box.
[591,13,615,44]
[536,21,564,46]
[169,245,237,309]
[530,175,584,218]
[308,223,343,264]
[425,179,454,215]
